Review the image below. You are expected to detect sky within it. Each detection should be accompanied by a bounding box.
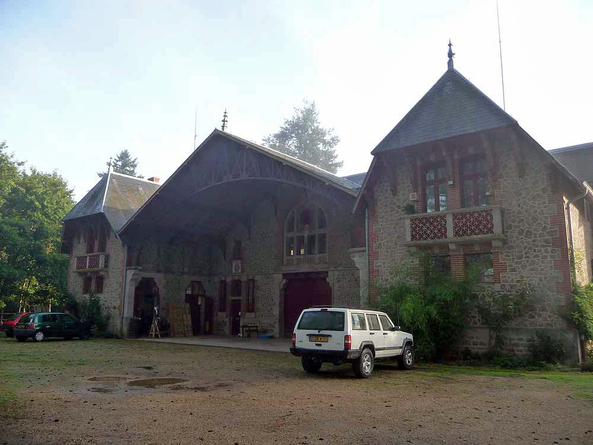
[1,0,592,200]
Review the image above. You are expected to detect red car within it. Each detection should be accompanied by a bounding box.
[2,313,31,338]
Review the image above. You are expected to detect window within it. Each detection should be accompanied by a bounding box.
[97,227,107,253]
[41,314,59,323]
[297,311,345,331]
[83,276,92,294]
[367,314,381,331]
[379,314,394,330]
[186,281,205,296]
[94,276,104,294]
[351,313,367,330]
[424,163,447,213]
[61,314,77,323]
[285,204,328,259]
[246,279,255,312]
[465,253,494,283]
[461,156,489,208]
[218,280,227,312]
[428,255,451,278]
[86,227,95,254]
[231,279,242,297]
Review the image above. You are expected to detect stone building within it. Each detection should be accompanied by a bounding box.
[62,49,592,361]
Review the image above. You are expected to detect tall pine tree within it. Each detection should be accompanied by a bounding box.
[98,149,143,178]
[263,101,343,173]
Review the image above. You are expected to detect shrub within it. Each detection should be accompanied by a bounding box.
[528,331,566,365]
[569,284,593,341]
[58,292,110,336]
[377,255,475,361]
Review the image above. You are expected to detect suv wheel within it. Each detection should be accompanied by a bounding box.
[397,344,414,370]
[353,348,374,378]
[33,330,46,342]
[302,356,322,373]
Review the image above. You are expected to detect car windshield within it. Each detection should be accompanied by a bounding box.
[297,311,345,331]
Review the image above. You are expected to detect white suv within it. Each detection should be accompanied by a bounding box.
[290,307,414,378]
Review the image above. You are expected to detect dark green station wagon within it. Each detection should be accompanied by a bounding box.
[14,313,90,342]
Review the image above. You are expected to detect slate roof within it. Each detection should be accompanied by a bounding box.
[372,68,517,154]
[548,141,593,155]
[341,172,366,187]
[63,172,160,231]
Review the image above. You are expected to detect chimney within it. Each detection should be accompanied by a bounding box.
[148,177,160,183]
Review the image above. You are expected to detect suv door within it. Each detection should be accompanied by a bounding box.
[350,312,369,352]
[366,313,384,357]
[379,314,399,357]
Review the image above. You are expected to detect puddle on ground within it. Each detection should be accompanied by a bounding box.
[127,378,187,388]
[88,376,127,383]
[170,381,234,392]
[137,366,154,370]
[88,387,115,393]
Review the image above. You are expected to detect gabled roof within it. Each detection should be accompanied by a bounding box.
[372,68,516,154]
[221,131,360,193]
[63,171,160,232]
[119,129,359,236]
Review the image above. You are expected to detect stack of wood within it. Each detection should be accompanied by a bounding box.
[167,303,193,337]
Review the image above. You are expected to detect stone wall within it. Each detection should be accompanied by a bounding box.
[366,130,585,360]
[568,198,593,285]
[66,217,125,334]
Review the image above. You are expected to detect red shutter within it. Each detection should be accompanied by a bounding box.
[83,276,92,294]
[247,279,255,312]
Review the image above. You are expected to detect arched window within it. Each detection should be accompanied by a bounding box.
[285,204,328,262]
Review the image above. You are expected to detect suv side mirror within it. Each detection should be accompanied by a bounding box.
[391,326,400,331]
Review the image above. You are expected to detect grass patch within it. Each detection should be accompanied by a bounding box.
[0,370,20,417]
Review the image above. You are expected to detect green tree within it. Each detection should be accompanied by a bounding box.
[98,149,143,178]
[0,141,74,312]
[263,101,343,173]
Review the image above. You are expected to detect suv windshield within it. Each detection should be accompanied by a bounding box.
[297,311,345,331]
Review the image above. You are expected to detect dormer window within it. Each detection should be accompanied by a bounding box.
[86,227,96,254]
[461,156,489,208]
[285,204,328,262]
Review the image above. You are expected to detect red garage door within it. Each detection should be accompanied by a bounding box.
[283,277,332,337]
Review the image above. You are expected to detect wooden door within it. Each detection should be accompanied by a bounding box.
[230,299,241,336]
[185,295,201,335]
[283,278,332,337]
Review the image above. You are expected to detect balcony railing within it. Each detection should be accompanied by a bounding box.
[75,253,109,272]
[404,206,504,247]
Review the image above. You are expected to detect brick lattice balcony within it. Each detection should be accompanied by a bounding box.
[404,206,504,247]
[75,253,109,272]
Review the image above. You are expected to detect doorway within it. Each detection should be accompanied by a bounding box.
[283,273,332,337]
[230,299,241,336]
[133,278,161,336]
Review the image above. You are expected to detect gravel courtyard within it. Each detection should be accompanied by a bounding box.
[1,338,592,445]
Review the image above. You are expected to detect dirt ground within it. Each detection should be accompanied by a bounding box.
[1,338,592,445]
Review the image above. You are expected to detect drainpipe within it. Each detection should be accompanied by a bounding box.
[566,188,589,285]
[365,206,371,306]
[119,245,128,337]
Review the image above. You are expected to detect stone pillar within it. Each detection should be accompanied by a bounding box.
[349,247,369,307]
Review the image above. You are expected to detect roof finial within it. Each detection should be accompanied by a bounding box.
[221,109,228,132]
[107,157,113,174]
[447,39,455,70]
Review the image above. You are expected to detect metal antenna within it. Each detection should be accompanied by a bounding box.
[496,0,507,110]
[221,109,228,132]
[193,108,197,149]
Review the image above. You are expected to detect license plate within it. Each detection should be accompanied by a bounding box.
[310,336,328,342]
[17,324,26,329]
